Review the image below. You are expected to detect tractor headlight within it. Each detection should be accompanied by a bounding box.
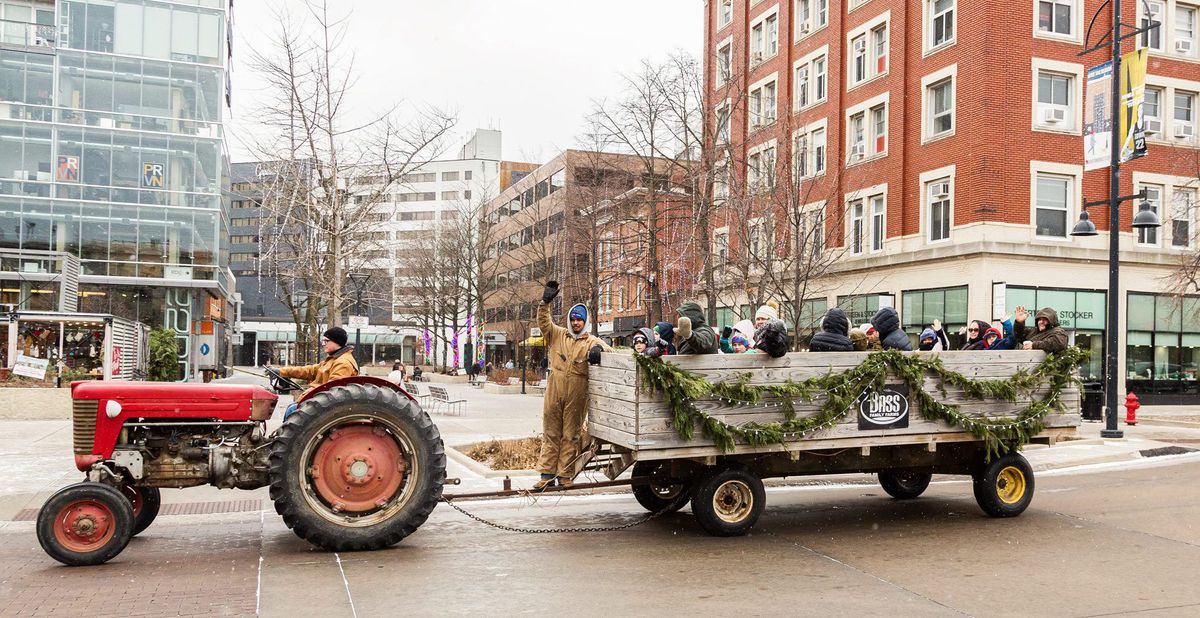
[251,398,275,421]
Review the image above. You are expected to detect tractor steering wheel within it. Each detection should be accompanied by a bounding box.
[264,366,304,394]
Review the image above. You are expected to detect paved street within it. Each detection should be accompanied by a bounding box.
[2,380,1200,616]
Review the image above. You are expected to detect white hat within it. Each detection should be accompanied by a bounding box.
[733,319,755,339]
[755,305,779,321]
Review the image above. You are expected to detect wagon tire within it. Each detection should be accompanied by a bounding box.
[122,485,161,536]
[972,452,1034,518]
[878,470,932,500]
[269,383,445,551]
[690,466,765,537]
[37,482,134,566]
[631,461,690,514]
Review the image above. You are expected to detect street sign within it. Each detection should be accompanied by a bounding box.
[348,315,369,328]
[231,332,244,345]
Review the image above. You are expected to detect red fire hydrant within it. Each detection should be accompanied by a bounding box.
[1124,392,1140,426]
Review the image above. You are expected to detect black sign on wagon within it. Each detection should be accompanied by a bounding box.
[857,384,910,430]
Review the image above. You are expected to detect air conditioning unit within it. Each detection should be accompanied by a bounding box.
[1177,38,1194,54]
[1042,106,1067,124]
[931,182,950,198]
[1176,124,1196,139]
[850,143,865,159]
[1144,117,1163,135]
[799,23,811,35]
[752,51,764,63]
[853,39,867,53]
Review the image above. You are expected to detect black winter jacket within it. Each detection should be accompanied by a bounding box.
[809,308,856,352]
[961,320,992,351]
[870,307,912,351]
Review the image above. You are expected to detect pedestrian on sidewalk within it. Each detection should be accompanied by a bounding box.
[533,281,611,490]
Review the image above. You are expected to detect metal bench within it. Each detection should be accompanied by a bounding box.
[428,385,466,416]
[406,382,432,407]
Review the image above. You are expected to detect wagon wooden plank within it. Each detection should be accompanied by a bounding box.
[598,353,636,370]
[588,380,642,404]
[588,394,640,419]
[660,350,1049,371]
[588,423,637,447]
[588,366,638,387]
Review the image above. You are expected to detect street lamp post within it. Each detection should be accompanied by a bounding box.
[1073,0,1161,439]
[347,272,371,366]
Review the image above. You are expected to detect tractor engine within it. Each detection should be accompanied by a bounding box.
[123,422,272,489]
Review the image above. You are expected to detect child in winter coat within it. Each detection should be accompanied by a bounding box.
[982,319,1017,350]
[652,322,677,355]
[918,319,950,351]
[730,334,751,353]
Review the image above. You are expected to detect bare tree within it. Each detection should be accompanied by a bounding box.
[245,0,454,355]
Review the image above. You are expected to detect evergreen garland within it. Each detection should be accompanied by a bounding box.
[634,348,1089,459]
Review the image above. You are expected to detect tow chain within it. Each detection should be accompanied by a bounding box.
[440,491,686,534]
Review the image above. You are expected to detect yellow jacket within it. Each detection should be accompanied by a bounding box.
[538,302,610,378]
[279,346,360,399]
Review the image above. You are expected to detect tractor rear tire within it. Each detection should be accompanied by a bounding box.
[631,461,690,513]
[37,482,134,566]
[269,383,445,552]
[122,485,161,536]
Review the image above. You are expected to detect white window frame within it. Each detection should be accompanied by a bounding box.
[1136,183,1164,247]
[748,73,779,129]
[1144,74,1200,147]
[1031,58,1084,135]
[1033,0,1083,44]
[749,5,781,66]
[792,45,829,111]
[718,0,734,29]
[1134,171,1200,249]
[716,36,733,86]
[847,10,890,90]
[713,159,730,202]
[792,118,829,180]
[714,98,732,145]
[1138,0,1200,59]
[1144,85,1166,139]
[747,216,768,268]
[869,194,886,253]
[924,0,957,56]
[1174,89,1197,144]
[800,201,826,259]
[1029,160,1081,242]
[921,64,957,143]
[795,0,829,41]
[845,183,887,256]
[1139,0,1168,52]
[845,92,890,164]
[713,226,730,266]
[920,165,956,245]
[748,139,778,193]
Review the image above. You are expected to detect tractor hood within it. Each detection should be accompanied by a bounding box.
[72,381,279,421]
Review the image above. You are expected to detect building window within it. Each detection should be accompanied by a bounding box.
[1175,90,1196,142]
[851,34,868,83]
[748,218,767,265]
[849,112,866,160]
[1145,87,1164,137]
[872,104,887,153]
[871,24,888,74]
[817,0,828,27]
[927,177,952,242]
[719,0,733,28]
[714,163,729,200]
[1038,0,1074,36]
[794,126,827,178]
[1140,1,1166,51]
[717,42,732,84]
[814,57,827,101]
[1174,188,1197,248]
[800,207,824,258]
[928,0,955,50]
[748,142,777,192]
[797,0,812,34]
[849,200,865,254]
[1035,173,1071,238]
[749,79,777,128]
[927,77,954,138]
[848,100,888,161]
[441,171,459,182]
[715,102,732,144]
[796,65,810,108]
[1178,4,1197,57]
[714,228,730,265]
[794,53,827,110]
[1138,184,1163,246]
[870,195,885,252]
[750,11,779,64]
[902,286,969,349]
[1036,71,1074,129]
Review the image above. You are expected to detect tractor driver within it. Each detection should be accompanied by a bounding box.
[275,326,360,420]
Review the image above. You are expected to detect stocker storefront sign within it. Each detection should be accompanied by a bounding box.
[857,384,911,430]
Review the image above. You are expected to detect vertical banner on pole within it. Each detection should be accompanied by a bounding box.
[1084,61,1113,171]
[1119,48,1148,164]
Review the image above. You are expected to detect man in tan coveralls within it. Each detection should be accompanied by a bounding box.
[533,281,610,490]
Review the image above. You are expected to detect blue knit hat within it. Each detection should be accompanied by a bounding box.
[569,305,587,321]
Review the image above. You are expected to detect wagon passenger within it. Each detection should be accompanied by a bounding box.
[276,327,360,420]
[870,307,912,351]
[675,302,719,354]
[808,308,855,352]
[1014,306,1069,353]
[533,281,611,490]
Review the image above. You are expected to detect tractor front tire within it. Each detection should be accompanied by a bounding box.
[122,485,161,536]
[269,383,445,552]
[37,482,134,566]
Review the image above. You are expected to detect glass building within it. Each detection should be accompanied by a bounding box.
[0,0,231,377]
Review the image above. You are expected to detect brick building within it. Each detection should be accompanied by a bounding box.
[706,0,1200,403]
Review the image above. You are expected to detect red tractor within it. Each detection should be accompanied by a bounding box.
[36,371,445,566]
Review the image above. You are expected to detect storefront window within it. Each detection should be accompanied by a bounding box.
[839,293,893,327]
[902,286,968,348]
[1126,293,1200,404]
[795,298,828,349]
[17,321,59,360]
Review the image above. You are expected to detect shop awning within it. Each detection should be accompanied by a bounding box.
[520,336,545,347]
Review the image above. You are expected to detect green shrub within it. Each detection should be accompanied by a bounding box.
[148,329,180,382]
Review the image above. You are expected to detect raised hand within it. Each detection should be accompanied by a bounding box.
[542,280,560,304]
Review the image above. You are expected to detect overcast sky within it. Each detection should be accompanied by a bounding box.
[228,0,702,164]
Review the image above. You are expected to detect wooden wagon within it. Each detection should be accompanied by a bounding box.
[585,350,1081,536]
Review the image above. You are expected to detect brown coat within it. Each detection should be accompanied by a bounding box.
[279,346,360,399]
[536,302,611,478]
[537,303,609,379]
[1014,308,1069,353]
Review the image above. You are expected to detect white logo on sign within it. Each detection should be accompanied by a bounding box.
[859,389,909,425]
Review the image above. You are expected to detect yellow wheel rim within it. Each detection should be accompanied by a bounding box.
[995,466,1027,505]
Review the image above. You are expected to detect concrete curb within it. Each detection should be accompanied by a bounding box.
[444,445,538,479]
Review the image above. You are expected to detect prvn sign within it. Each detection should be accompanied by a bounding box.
[857,384,910,430]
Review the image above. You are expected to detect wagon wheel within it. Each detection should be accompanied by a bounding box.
[878,470,933,500]
[37,482,134,566]
[972,452,1035,518]
[121,484,161,536]
[631,461,691,514]
[269,383,446,551]
[690,466,765,537]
